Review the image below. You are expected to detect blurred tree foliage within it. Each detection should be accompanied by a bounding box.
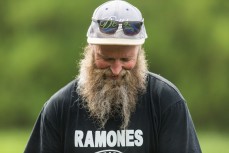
[0,0,228,130]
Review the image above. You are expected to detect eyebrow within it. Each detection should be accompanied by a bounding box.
[97,52,107,58]
[97,52,135,59]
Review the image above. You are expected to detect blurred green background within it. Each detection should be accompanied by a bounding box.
[0,0,228,152]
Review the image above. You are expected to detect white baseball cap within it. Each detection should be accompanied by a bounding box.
[87,0,147,45]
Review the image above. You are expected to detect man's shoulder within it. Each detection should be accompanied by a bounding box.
[147,72,184,99]
[48,80,77,102]
[43,80,78,114]
[147,72,185,110]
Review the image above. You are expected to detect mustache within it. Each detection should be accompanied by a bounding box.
[93,68,129,79]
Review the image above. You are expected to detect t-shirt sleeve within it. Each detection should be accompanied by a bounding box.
[24,80,75,153]
[24,101,62,153]
[158,100,201,153]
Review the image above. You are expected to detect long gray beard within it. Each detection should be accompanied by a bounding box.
[77,45,148,129]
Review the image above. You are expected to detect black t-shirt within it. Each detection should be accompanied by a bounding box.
[24,72,201,153]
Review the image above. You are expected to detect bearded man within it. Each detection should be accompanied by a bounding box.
[24,0,202,153]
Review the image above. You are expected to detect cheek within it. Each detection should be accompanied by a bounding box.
[95,60,109,69]
[123,60,137,70]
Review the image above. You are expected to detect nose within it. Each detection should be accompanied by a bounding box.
[110,60,123,76]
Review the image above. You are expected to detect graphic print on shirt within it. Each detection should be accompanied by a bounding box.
[75,129,143,153]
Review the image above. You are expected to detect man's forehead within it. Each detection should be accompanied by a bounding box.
[93,45,139,52]
[98,44,139,49]
[93,45,139,57]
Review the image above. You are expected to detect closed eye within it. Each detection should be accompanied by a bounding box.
[104,58,114,61]
[120,58,131,62]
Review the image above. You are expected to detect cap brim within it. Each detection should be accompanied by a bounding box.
[87,38,145,45]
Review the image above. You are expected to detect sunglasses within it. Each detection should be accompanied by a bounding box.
[92,18,143,36]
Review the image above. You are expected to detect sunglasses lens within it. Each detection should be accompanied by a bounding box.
[98,20,119,34]
[95,19,143,36]
[122,21,142,36]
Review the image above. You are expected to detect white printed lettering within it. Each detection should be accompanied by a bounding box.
[95,131,107,147]
[126,130,134,146]
[84,131,94,147]
[74,130,84,147]
[74,129,143,148]
[107,131,117,147]
[117,130,125,147]
[134,129,143,146]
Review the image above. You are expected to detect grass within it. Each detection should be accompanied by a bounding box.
[0,129,30,153]
[198,130,229,153]
[0,129,228,153]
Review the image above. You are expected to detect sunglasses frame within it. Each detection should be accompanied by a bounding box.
[92,18,144,36]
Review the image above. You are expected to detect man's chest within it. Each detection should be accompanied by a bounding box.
[63,100,157,153]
